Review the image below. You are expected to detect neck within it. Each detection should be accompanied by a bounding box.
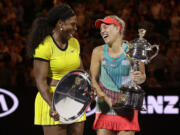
[52,31,67,48]
[109,37,123,53]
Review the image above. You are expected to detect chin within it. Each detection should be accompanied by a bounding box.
[104,40,112,45]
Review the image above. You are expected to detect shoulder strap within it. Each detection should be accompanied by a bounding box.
[104,44,108,59]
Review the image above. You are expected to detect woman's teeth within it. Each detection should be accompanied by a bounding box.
[103,34,108,38]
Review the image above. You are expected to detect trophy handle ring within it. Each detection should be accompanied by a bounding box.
[147,44,159,63]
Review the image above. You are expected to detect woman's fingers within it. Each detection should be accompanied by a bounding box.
[90,88,97,100]
[50,108,59,121]
[132,71,144,83]
[53,112,59,121]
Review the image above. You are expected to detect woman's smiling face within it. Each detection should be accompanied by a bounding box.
[61,16,77,40]
[100,23,120,44]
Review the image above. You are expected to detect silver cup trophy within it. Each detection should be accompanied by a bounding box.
[114,29,159,110]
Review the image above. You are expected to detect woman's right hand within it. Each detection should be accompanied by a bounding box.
[49,106,59,121]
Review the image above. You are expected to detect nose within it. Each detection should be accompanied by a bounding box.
[100,29,105,36]
[100,28,103,34]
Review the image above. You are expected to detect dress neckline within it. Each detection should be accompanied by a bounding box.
[104,44,126,63]
[50,35,68,51]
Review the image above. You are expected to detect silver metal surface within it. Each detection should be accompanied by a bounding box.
[52,69,91,124]
[127,28,159,64]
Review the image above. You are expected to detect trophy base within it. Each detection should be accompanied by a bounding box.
[112,86,145,111]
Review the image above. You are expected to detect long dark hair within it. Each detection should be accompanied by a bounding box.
[27,4,75,57]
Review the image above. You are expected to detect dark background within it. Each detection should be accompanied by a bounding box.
[0,86,179,135]
[0,0,180,135]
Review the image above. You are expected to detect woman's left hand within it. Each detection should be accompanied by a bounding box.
[131,70,146,84]
[49,106,59,121]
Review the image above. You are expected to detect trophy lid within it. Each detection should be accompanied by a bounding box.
[130,29,151,48]
[138,29,146,38]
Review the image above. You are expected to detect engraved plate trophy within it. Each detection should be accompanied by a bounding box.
[52,69,92,124]
[113,29,159,110]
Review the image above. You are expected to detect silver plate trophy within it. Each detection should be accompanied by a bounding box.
[112,29,159,110]
[52,69,92,124]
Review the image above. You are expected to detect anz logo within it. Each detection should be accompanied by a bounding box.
[0,88,19,117]
[141,95,179,114]
[86,95,179,117]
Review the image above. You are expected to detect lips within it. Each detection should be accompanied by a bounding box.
[65,29,75,38]
[69,33,73,37]
[70,30,76,37]
[102,33,109,41]
[68,31,75,38]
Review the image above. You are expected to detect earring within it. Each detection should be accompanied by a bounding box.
[60,27,63,31]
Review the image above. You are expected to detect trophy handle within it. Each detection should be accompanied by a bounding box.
[147,44,159,63]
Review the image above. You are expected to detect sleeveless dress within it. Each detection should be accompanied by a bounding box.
[93,44,140,131]
[33,35,86,125]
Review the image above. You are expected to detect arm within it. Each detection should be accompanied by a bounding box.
[33,59,59,120]
[132,61,146,84]
[90,47,112,107]
[33,60,52,106]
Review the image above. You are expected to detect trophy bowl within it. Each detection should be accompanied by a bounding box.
[127,29,159,64]
[52,69,92,124]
